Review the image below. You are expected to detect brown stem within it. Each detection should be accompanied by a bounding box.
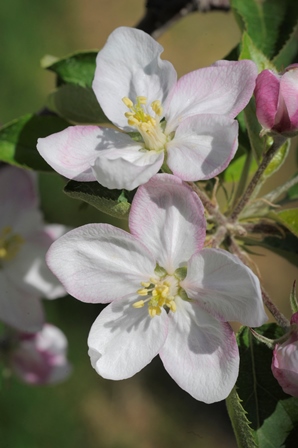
[187,181,227,225]
[262,288,290,330]
[227,236,290,329]
[230,136,287,222]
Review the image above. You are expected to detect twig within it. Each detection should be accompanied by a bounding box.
[230,136,287,222]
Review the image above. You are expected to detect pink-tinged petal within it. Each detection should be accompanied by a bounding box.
[88,297,168,379]
[272,339,298,398]
[129,174,206,273]
[165,60,257,133]
[159,298,239,403]
[92,27,177,131]
[92,146,164,190]
[37,125,136,181]
[0,271,44,332]
[6,231,66,300]
[47,224,156,304]
[11,324,72,385]
[166,114,238,181]
[181,249,267,327]
[0,166,38,228]
[255,70,281,130]
[280,68,298,130]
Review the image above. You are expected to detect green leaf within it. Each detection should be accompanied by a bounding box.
[226,387,257,448]
[43,51,97,88]
[269,209,298,238]
[224,150,258,183]
[263,139,290,179]
[0,113,69,171]
[286,175,298,201]
[237,324,298,447]
[243,231,298,268]
[243,97,266,161]
[239,32,276,72]
[273,22,298,71]
[231,0,297,60]
[48,84,109,124]
[64,180,135,219]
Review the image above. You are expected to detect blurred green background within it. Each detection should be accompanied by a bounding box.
[0,1,296,447]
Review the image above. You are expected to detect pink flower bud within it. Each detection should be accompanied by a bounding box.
[10,324,72,385]
[254,64,298,136]
[271,313,298,397]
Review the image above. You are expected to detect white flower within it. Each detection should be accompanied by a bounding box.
[37,27,257,190]
[47,174,267,403]
[0,166,66,332]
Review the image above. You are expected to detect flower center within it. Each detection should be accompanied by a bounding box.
[133,275,179,317]
[122,96,168,151]
[0,226,24,262]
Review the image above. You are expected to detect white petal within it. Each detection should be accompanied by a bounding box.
[37,125,136,181]
[92,27,177,130]
[0,166,39,229]
[181,249,267,327]
[47,224,156,303]
[166,114,238,180]
[129,174,206,273]
[165,60,257,133]
[159,298,239,403]
[0,271,44,332]
[88,297,168,379]
[92,146,164,190]
[6,231,66,300]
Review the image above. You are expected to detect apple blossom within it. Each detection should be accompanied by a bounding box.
[255,64,298,136]
[271,312,298,397]
[47,174,267,403]
[37,27,258,191]
[0,165,66,332]
[9,324,72,385]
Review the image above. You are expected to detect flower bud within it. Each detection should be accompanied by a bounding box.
[10,324,72,385]
[271,312,298,397]
[254,64,298,136]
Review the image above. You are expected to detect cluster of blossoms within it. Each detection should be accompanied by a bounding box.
[5,26,298,401]
[37,27,272,403]
[0,165,71,385]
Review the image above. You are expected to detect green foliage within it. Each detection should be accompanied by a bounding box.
[269,209,298,238]
[64,180,135,220]
[43,51,97,88]
[263,139,290,179]
[237,325,298,447]
[239,32,276,72]
[231,0,298,61]
[47,84,109,124]
[243,97,265,161]
[286,175,298,201]
[0,113,69,171]
[226,387,257,448]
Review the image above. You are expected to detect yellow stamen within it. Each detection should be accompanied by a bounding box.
[122,95,167,151]
[133,300,145,309]
[151,100,163,117]
[122,97,133,108]
[133,276,178,318]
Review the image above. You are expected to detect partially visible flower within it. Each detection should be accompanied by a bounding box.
[0,166,66,332]
[272,312,298,397]
[9,324,72,385]
[37,27,257,191]
[47,174,267,403]
[255,64,298,136]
